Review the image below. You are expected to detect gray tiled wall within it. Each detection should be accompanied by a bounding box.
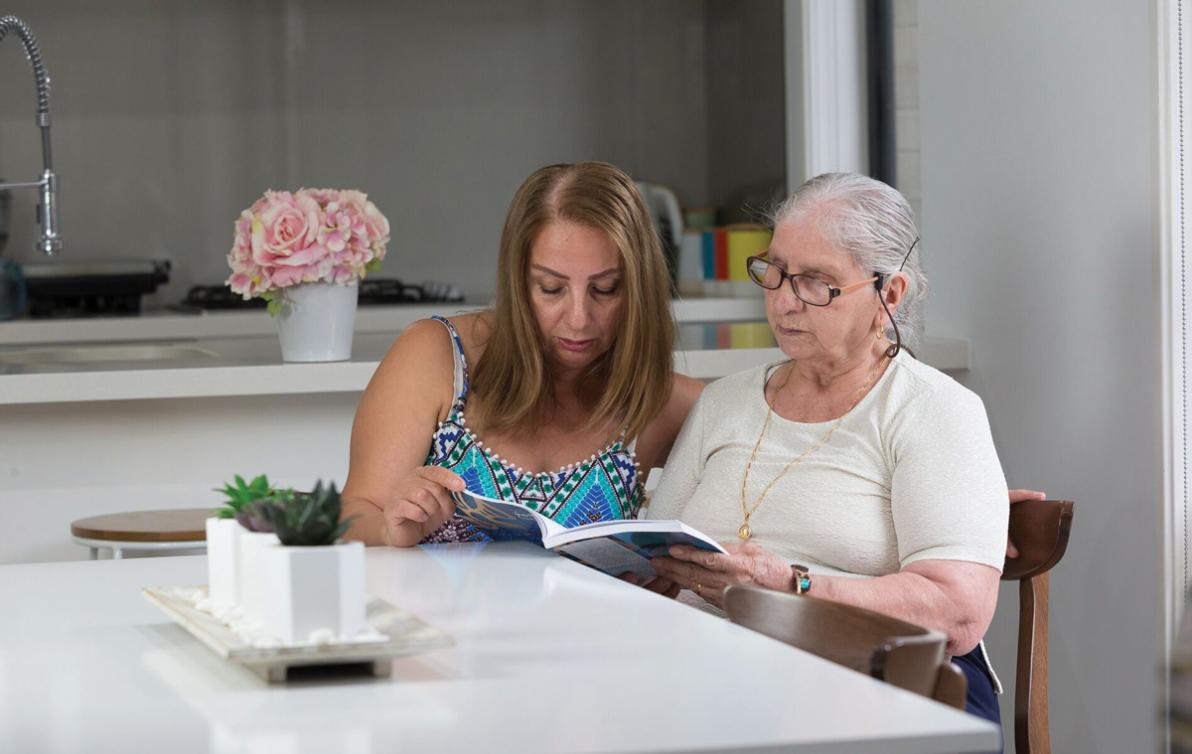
[0,0,784,305]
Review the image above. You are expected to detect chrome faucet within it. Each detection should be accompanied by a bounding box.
[0,16,60,255]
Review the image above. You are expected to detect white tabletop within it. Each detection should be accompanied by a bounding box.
[0,544,1000,754]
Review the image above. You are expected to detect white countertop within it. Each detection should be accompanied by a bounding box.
[0,297,774,346]
[0,295,970,405]
[0,328,970,405]
[0,544,999,753]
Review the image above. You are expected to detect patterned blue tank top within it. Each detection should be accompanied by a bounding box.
[420,316,643,543]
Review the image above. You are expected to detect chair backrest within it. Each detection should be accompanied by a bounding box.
[1001,499,1074,754]
[723,583,966,709]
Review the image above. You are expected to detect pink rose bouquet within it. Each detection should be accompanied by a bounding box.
[226,188,390,314]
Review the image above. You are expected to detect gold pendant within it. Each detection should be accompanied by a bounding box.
[738,523,752,541]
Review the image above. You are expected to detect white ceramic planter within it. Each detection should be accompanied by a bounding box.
[261,541,366,644]
[236,531,280,625]
[275,281,358,362]
[205,518,242,607]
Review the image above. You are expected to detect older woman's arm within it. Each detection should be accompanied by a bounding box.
[653,544,998,655]
[811,560,1000,656]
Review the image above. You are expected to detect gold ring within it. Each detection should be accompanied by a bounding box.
[695,582,703,596]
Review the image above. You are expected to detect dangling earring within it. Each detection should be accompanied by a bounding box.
[874,322,886,343]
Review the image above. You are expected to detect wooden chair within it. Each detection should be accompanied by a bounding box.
[1002,499,1074,754]
[723,583,968,709]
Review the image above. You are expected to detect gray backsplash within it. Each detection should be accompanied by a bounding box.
[0,0,783,306]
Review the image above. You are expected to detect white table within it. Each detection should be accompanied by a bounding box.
[0,543,1000,753]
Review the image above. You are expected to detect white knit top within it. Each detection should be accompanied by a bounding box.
[647,352,1009,576]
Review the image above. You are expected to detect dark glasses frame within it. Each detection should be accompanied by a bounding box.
[744,255,882,307]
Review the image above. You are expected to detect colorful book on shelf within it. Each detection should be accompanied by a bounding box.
[726,225,771,280]
[450,490,726,579]
[698,225,772,296]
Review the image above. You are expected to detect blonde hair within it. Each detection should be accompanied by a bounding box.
[470,161,674,440]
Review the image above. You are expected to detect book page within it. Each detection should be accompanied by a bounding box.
[555,539,656,579]
[545,518,726,554]
[451,490,564,542]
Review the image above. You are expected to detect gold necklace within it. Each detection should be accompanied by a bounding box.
[737,356,887,541]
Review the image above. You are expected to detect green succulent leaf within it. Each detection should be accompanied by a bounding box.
[212,473,287,520]
[262,479,356,547]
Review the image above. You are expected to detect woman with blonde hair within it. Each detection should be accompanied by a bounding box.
[342,161,702,547]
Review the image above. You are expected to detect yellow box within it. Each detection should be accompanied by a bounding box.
[726,226,772,282]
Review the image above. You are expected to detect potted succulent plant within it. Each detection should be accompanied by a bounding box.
[258,480,365,644]
[207,474,280,608]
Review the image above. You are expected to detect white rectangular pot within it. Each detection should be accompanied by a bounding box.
[261,541,366,644]
[236,531,280,626]
[205,518,242,607]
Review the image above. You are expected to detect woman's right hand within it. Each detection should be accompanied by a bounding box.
[383,466,467,547]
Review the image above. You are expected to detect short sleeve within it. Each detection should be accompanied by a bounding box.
[890,386,1009,571]
[644,388,708,521]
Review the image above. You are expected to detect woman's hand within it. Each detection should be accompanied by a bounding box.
[1006,488,1046,558]
[651,541,793,608]
[382,466,466,547]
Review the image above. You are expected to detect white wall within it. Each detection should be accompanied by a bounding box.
[918,2,1161,752]
[0,0,783,305]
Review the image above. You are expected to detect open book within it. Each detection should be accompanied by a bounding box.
[450,490,726,579]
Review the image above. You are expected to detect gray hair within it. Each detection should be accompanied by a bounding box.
[769,172,927,347]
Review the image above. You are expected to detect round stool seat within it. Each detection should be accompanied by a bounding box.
[71,508,213,559]
[71,508,212,542]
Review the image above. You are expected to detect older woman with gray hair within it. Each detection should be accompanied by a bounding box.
[644,172,1011,728]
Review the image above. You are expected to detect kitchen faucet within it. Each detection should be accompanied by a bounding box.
[0,16,60,255]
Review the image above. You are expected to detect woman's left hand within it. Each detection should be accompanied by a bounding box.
[651,541,793,608]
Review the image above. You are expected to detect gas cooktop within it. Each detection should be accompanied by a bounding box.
[181,278,464,311]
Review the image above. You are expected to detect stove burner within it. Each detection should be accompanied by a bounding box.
[182,278,464,310]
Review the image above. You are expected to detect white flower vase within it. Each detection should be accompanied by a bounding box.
[236,531,280,626]
[261,541,366,644]
[205,518,242,607]
[275,281,358,362]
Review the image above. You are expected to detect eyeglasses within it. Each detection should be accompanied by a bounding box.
[745,255,880,307]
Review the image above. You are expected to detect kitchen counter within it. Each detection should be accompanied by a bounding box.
[0,328,969,405]
[0,296,779,346]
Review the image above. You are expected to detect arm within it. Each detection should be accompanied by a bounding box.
[624,376,706,596]
[654,545,999,655]
[878,384,1008,654]
[633,373,704,471]
[640,380,707,520]
[808,560,999,655]
[341,319,465,547]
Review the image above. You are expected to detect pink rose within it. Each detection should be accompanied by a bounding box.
[250,191,322,268]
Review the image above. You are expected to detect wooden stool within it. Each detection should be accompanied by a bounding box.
[70,508,212,560]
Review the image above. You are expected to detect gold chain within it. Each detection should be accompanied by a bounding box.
[737,355,888,541]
